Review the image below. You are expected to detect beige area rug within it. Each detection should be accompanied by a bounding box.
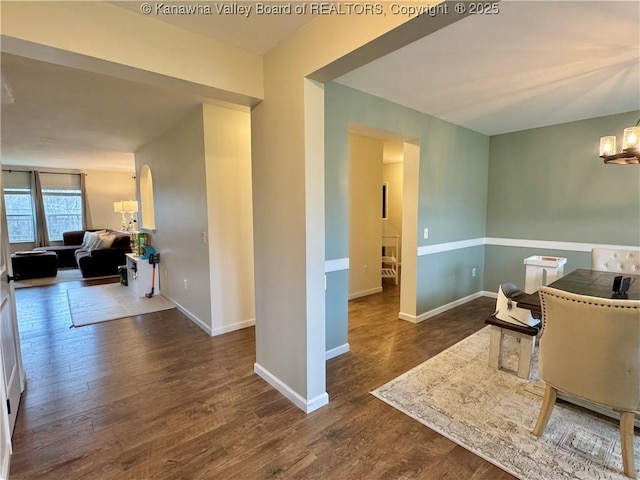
[67,283,175,327]
[372,327,639,480]
[14,268,118,289]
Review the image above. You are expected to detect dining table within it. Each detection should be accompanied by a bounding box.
[515,268,640,315]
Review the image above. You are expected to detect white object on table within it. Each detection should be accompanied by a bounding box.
[523,255,567,294]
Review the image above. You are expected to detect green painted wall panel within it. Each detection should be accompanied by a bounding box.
[417,246,485,314]
[325,105,350,261]
[324,82,491,339]
[487,111,640,245]
[325,269,349,351]
[324,87,637,346]
[485,111,639,295]
[419,120,489,245]
[483,246,591,294]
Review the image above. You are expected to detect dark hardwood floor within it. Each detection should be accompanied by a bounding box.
[10,278,515,479]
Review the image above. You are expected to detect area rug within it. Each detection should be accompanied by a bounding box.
[67,283,174,327]
[371,327,639,480]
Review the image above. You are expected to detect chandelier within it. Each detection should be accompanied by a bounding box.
[599,118,640,165]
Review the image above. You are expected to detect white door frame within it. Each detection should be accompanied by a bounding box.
[0,168,27,479]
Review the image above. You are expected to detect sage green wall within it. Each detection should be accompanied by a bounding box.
[485,111,640,291]
[417,246,485,313]
[325,269,348,354]
[418,118,489,245]
[484,246,591,294]
[325,82,489,348]
[487,111,640,243]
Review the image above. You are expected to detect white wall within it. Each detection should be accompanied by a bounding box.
[83,169,137,231]
[203,104,255,336]
[1,2,263,105]
[135,107,212,329]
[348,134,383,298]
[251,11,433,412]
[135,105,255,337]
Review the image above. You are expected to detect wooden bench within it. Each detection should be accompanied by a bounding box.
[485,315,539,380]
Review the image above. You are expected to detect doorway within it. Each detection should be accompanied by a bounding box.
[347,124,420,322]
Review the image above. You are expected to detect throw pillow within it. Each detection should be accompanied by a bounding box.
[96,232,116,249]
[82,230,106,248]
[88,233,104,249]
[82,231,94,248]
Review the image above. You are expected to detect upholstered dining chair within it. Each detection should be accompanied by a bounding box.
[591,248,640,274]
[532,286,640,478]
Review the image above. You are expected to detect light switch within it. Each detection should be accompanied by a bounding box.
[423,228,429,239]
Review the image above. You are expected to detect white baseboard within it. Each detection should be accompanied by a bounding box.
[212,318,255,336]
[348,286,383,300]
[165,296,254,337]
[398,311,419,323]
[166,296,213,335]
[399,291,485,323]
[254,362,329,413]
[325,343,350,360]
[482,290,498,299]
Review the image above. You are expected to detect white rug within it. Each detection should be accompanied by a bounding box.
[67,283,174,327]
[372,327,639,480]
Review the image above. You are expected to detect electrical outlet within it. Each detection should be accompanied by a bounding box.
[423,228,429,239]
[183,279,188,290]
[200,232,207,244]
[472,267,477,277]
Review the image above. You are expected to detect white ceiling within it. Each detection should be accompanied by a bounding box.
[112,1,315,55]
[336,1,640,136]
[1,53,203,172]
[1,0,638,172]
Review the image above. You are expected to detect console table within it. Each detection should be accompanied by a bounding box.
[125,253,160,297]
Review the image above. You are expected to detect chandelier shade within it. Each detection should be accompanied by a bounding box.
[599,118,640,165]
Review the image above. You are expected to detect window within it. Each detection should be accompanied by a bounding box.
[3,171,34,243]
[42,188,83,241]
[40,173,83,242]
[4,187,35,243]
[2,171,84,244]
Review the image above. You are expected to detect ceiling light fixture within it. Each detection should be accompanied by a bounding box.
[599,118,640,165]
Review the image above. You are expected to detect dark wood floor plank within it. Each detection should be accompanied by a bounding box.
[9,278,514,479]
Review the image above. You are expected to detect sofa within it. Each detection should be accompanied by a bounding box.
[73,230,132,278]
[33,230,96,268]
